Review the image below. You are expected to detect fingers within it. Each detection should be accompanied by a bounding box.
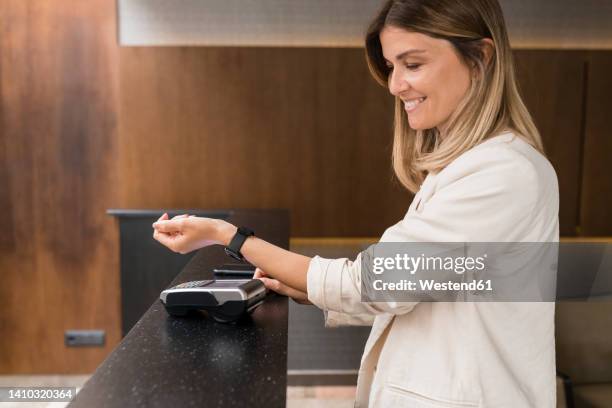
[153,213,188,230]
[253,267,267,279]
[152,212,190,252]
[153,212,180,243]
[152,219,182,233]
[257,277,282,293]
[153,214,187,237]
[153,213,174,232]
[252,268,311,303]
[153,229,175,249]
[258,277,309,303]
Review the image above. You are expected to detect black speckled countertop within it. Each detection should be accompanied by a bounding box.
[69,245,288,408]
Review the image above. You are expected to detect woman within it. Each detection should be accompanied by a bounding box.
[152,0,559,406]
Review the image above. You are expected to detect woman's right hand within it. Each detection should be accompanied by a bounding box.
[152,212,236,255]
[254,268,312,305]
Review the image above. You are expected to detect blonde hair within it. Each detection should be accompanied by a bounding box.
[365,0,543,193]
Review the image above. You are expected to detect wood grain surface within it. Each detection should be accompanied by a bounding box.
[514,50,587,236]
[117,46,412,237]
[0,0,120,373]
[580,52,612,235]
[118,48,597,237]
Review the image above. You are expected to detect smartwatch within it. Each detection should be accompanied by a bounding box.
[224,226,255,261]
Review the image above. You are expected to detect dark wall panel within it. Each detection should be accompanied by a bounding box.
[580,52,612,236]
[0,0,120,373]
[514,50,586,236]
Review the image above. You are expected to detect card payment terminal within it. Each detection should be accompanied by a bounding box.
[160,279,267,322]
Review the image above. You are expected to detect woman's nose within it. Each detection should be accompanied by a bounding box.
[388,70,409,97]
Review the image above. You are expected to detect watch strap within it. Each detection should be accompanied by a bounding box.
[226,227,255,261]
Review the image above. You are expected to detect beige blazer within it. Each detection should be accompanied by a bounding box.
[307,132,559,407]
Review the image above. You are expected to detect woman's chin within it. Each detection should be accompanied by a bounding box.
[407,115,437,131]
[407,118,426,130]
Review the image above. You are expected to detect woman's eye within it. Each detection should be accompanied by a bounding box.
[405,63,422,70]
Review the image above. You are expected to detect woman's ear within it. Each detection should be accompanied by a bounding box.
[480,38,495,67]
[469,38,495,77]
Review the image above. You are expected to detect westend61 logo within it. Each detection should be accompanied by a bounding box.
[372,253,487,275]
[370,252,491,293]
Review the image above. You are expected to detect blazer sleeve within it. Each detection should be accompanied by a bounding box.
[323,310,375,327]
[307,145,546,320]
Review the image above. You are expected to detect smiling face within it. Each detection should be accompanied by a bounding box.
[380,26,473,133]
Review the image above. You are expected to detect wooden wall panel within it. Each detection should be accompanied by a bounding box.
[514,50,586,236]
[120,48,589,237]
[580,52,612,235]
[0,1,120,372]
[118,47,412,237]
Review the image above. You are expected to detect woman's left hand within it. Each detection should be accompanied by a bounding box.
[254,268,312,305]
[152,212,236,254]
